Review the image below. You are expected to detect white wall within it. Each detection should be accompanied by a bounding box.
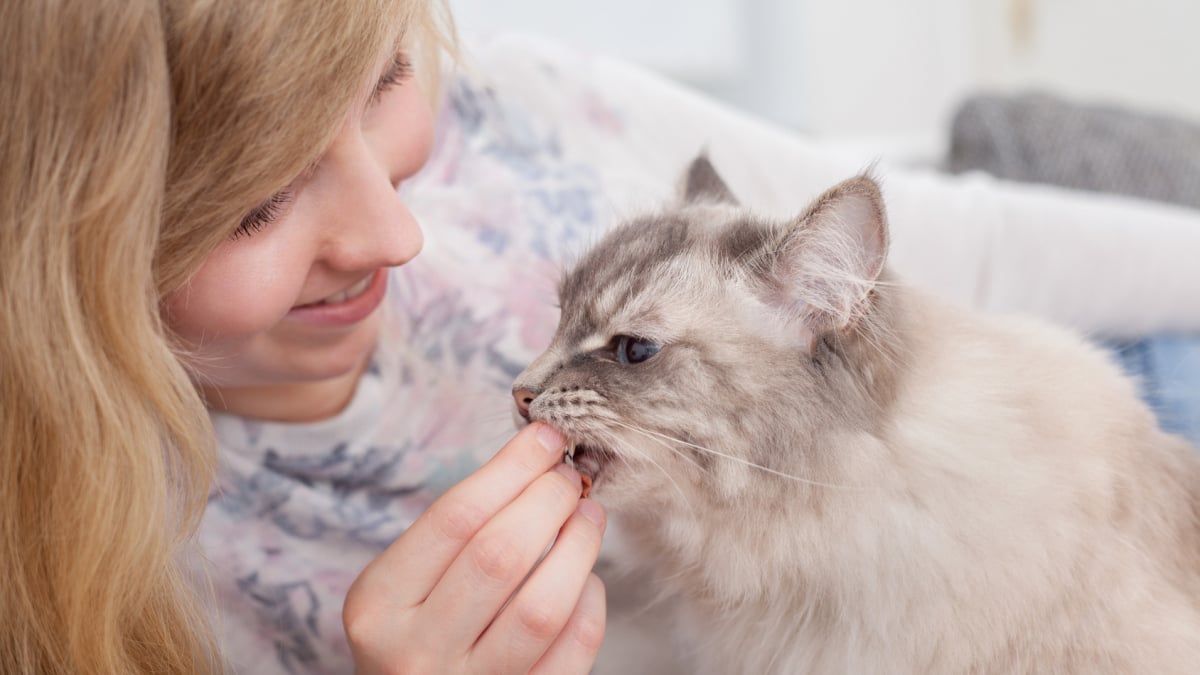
[702,0,979,153]
[973,0,1200,121]
[447,0,746,80]
[448,0,1200,157]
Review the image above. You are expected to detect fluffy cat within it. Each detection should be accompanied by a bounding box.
[512,156,1200,674]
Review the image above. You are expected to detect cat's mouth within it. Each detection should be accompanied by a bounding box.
[565,441,608,491]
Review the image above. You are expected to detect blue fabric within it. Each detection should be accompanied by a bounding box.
[1107,336,1200,447]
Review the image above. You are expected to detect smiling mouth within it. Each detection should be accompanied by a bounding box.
[284,268,389,327]
[295,272,376,308]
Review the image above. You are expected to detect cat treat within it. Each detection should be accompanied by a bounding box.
[564,442,593,498]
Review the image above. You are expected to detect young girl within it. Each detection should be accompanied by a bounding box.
[1,1,605,673]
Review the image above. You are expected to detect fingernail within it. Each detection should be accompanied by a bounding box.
[578,499,606,530]
[536,424,567,454]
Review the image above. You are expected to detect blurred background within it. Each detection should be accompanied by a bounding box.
[448,0,1200,165]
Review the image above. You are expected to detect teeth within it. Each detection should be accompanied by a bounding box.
[315,274,373,305]
[564,442,576,468]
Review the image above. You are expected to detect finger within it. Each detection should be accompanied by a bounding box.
[529,573,607,675]
[471,499,607,674]
[361,422,568,606]
[419,462,585,649]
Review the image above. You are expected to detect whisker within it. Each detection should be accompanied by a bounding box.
[614,423,860,490]
[608,420,704,472]
[599,427,691,506]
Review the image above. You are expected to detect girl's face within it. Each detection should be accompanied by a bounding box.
[164,51,433,421]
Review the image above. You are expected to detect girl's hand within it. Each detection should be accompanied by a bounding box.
[344,422,607,674]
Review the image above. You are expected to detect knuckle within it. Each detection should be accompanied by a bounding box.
[571,611,606,654]
[514,600,565,642]
[342,609,375,649]
[430,495,489,544]
[471,533,528,585]
[571,575,606,653]
[343,612,399,671]
[342,582,385,647]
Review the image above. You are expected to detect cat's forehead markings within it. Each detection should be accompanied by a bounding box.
[713,217,773,266]
[557,211,744,345]
[592,273,634,318]
[561,220,673,302]
[596,257,695,318]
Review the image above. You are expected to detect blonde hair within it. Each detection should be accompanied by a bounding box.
[0,1,453,673]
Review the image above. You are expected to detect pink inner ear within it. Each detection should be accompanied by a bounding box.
[780,177,888,333]
[831,191,887,281]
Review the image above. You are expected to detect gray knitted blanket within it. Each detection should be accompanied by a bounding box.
[946,92,1200,210]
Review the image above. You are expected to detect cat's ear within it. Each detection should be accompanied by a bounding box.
[679,153,739,205]
[768,175,888,338]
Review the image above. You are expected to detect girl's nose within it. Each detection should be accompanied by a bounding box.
[312,73,434,273]
[320,137,424,272]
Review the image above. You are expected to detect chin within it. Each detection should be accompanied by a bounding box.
[290,338,377,384]
[286,314,381,375]
[199,321,379,390]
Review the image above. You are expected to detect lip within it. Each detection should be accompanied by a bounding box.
[285,268,388,326]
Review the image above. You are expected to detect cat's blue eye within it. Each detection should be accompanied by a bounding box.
[616,335,661,365]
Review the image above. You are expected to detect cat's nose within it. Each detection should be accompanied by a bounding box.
[512,387,539,421]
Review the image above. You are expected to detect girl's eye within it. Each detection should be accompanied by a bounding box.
[371,52,412,104]
[234,190,291,238]
[616,335,662,365]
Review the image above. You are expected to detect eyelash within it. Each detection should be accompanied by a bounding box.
[234,190,292,238]
[371,53,413,104]
[233,54,411,239]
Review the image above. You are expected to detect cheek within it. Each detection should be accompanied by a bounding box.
[164,243,307,344]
